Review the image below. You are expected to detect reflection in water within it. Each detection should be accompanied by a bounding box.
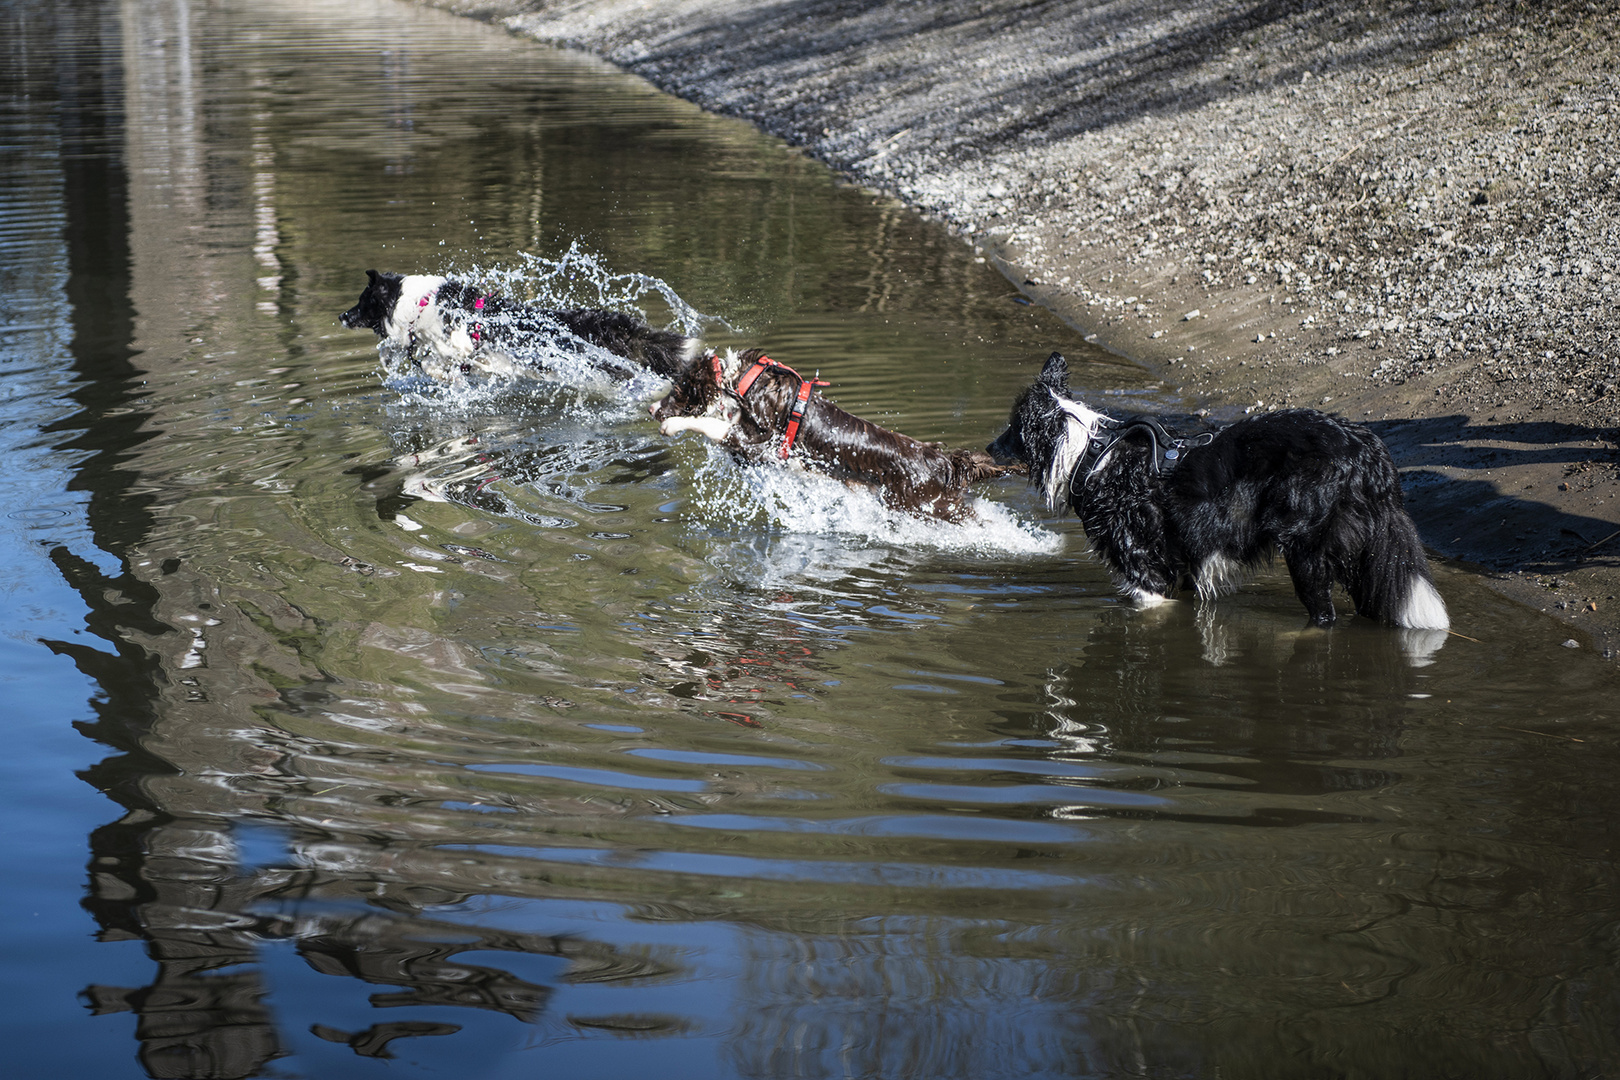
[5,0,1619,1077]
[53,536,681,1076]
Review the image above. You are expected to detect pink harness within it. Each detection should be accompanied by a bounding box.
[412,290,490,346]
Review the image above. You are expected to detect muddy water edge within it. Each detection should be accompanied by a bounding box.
[2,0,1617,1076]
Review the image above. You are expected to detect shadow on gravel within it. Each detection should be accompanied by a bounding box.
[640,0,1579,156]
[948,0,1449,151]
[1370,414,1620,574]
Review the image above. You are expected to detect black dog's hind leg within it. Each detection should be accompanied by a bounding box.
[1282,545,1337,627]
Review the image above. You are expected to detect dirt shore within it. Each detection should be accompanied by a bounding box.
[419,0,1620,654]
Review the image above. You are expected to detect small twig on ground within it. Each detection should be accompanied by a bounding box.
[1503,727,1585,743]
[1586,528,1620,552]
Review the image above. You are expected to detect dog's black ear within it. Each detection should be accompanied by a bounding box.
[1039,351,1070,392]
[366,269,381,285]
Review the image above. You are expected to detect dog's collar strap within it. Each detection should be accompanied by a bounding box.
[469,294,490,346]
[1077,416,1215,482]
[731,354,783,399]
[719,352,830,459]
[779,378,825,459]
[403,288,437,342]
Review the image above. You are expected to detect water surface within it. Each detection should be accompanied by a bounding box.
[3,0,1617,1077]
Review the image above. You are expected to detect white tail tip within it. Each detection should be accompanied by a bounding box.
[1397,576,1449,630]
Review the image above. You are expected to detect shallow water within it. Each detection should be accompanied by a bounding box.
[3,0,1618,1077]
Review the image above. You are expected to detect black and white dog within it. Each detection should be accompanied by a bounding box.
[339,270,700,384]
[988,351,1448,629]
[652,347,1015,521]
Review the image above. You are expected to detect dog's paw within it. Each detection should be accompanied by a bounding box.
[659,416,735,442]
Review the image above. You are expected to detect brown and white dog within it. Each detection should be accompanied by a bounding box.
[651,348,1015,521]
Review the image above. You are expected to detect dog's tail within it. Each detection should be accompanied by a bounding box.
[553,309,701,378]
[1350,501,1449,629]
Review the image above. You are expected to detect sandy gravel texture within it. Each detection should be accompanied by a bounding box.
[419,0,1620,653]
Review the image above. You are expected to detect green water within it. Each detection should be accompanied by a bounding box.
[2,0,1616,1077]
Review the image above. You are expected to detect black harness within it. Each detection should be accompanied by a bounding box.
[1074,416,1217,493]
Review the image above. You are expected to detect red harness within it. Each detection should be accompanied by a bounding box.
[714,352,830,460]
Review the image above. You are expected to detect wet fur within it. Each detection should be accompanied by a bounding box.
[653,348,1014,521]
[988,351,1449,629]
[339,270,700,380]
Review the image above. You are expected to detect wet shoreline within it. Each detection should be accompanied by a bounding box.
[419,0,1620,654]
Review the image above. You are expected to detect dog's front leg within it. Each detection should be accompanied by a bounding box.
[1282,547,1337,627]
[660,416,736,442]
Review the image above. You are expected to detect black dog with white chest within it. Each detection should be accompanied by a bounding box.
[339,270,700,384]
[988,351,1448,629]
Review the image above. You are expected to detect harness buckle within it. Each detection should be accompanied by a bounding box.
[779,375,831,459]
[1071,415,1217,494]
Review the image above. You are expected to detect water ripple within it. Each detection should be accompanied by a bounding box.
[449,843,1077,890]
[658,813,1096,845]
[465,762,709,793]
[624,748,825,772]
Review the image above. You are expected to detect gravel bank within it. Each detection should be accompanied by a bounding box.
[420,0,1620,653]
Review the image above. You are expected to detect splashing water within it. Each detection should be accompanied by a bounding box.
[377,243,723,409]
[384,342,673,422]
[684,442,1063,558]
[507,242,719,338]
[374,245,1061,559]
